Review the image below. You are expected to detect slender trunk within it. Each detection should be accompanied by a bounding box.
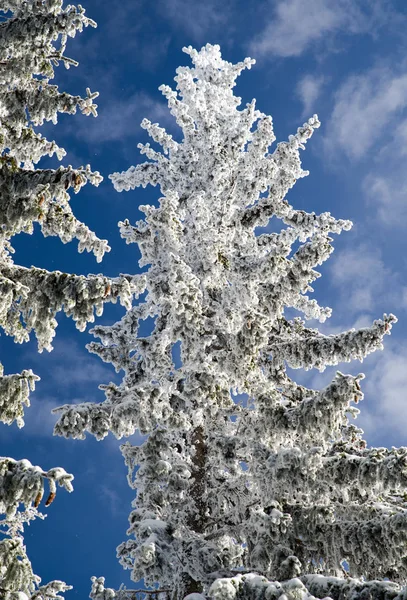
[182,424,208,597]
[187,425,207,534]
[181,573,203,598]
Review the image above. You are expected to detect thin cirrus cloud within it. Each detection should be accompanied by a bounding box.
[362,116,407,227]
[0,395,61,440]
[3,338,117,439]
[25,338,114,390]
[73,92,173,145]
[322,64,407,226]
[363,169,407,228]
[157,0,232,41]
[248,0,390,59]
[392,117,407,155]
[296,74,326,118]
[324,67,407,160]
[357,342,407,445]
[329,243,405,316]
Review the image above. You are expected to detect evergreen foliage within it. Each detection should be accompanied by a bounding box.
[0,1,141,597]
[55,44,405,600]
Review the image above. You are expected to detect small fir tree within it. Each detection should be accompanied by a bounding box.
[55,45,405,600]
[0,1,144,597]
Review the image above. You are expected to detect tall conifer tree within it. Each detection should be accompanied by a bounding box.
[55,45,406,600]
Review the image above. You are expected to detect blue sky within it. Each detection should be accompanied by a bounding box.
[2,0,407,596]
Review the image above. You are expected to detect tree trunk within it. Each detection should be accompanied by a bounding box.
[182,424,208,596]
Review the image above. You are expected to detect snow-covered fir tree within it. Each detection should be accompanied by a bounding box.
[55,45,405,600]
[0,1,144,597]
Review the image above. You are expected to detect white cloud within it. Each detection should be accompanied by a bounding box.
[2,393,81,439]
[21,395,61,437]
[250,0,342,58]
[14,338,116,438]
[329,243,401,314]
[99,484,124,516]
[357,342,407,445]
[80,92,173,145]
[320,61,407,225]
[362,118,407,226]
[158,0,232,40]
[248,0,391,59]
[26,338,113,389]
[296,75,325,117]
[324,67,407,160]
[393,118,407,155]
[363,171,407,226]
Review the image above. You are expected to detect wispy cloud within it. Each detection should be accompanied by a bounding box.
[26,338,112,389]
[80,92,173,145]
[12,337,116,438]
[362,119,407,226]
[99,484,125,516]
[357,341,407,445]
[156,0,232,41]
[363,170,407,227]
[296,74,326,117]
[322,62,407,226]
[329,242,404,315]
[392,117,407,155]
[14,336,149,448]
[19,395,61,437]
[319,58,407,227]
[248,0,394,59]
[324,66,407,160]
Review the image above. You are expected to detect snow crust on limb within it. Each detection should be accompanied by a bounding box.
[0,265,146,353]
[208,573,407,600]
[0,457,73,599]
[0,161,107,262]
[0,365,39,428]
[0,457,73,518]
[56,44,402,599]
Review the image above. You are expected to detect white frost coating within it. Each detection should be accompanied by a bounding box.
[0,457,73,519]
[0,457,73,599]
[0,2,133,598]
[209,577,239,600]
[0,365,39,428]
[0,0,105,260]
[0,266,146,352]
[0,0,147,424]
[208,573,407,600]
[54,44,402,599]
